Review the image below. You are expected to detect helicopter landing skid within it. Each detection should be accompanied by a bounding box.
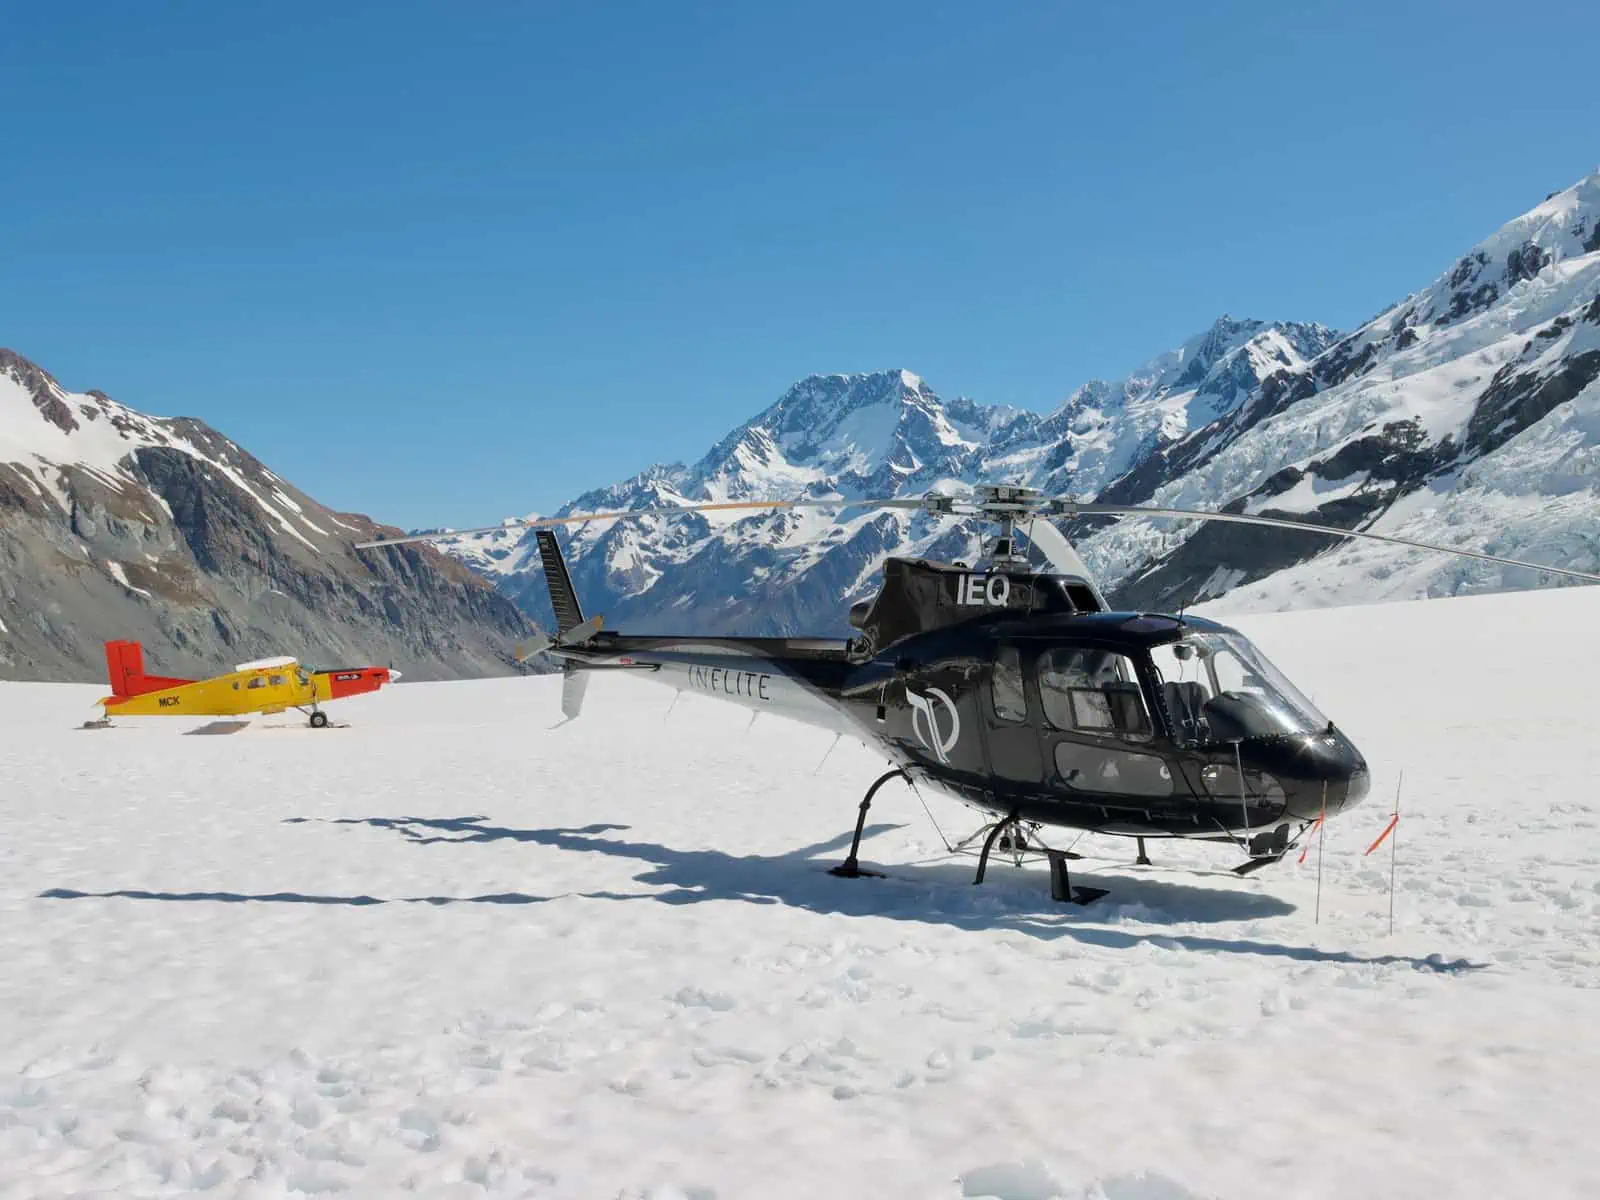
[1232,851,1287,876]
[828,767,910,879]
[970,813,1108,905]
[827,779,1107,904]
[1046,851,1109,905]
[1229,822,1296,875]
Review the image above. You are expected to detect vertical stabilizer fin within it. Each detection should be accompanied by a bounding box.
[105,640,143,698]
[561,662,589,721]
[535,530,585,634]
[100,639,197,700]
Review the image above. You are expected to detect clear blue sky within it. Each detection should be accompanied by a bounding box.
[4,1,1596,529]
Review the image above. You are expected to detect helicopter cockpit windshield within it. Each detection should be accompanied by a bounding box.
[1149,631,1328,746]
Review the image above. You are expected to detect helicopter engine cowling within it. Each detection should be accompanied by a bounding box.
[848,556,1104,659]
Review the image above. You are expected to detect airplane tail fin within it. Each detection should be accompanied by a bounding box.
[101,640,195,703]
[105,640,143,699]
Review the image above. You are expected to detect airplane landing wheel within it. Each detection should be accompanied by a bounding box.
[309,711,329,729]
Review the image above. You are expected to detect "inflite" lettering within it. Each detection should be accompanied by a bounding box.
[686,664,772,700]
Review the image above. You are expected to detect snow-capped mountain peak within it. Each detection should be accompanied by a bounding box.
[1085,170,1600,611]
[450,317,1346,630]
[442,171,1600,637]
[1038,316,1342,499]
[1,349,333,550]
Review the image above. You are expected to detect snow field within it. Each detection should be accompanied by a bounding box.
[3,585,1600,1198]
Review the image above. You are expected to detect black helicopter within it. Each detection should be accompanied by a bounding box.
[359,485,1600,903]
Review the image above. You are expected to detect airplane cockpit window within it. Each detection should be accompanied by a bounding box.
[269,674,286,687]
[1038,648,1153,743]
[1149,632,1328,745]
[246,677,266,690]
[991,645,1028,723]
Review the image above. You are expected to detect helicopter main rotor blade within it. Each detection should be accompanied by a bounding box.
[353,496,927,549]
[1066,502,1600,585]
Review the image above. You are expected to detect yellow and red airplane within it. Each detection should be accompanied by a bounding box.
[97,640,399,727]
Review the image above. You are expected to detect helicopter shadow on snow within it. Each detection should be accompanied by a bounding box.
[290,814,1484,974]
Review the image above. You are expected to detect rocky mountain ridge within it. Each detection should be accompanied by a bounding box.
[0,350,537,683]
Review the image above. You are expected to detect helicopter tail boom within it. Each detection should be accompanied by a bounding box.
[525,527,855,733]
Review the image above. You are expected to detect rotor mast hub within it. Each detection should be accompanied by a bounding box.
[960,484,1071,568]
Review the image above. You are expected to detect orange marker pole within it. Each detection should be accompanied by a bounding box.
[1389,771,1402,936]
[1363,770,1403,935]
[1297,813,1324,865]
[1315,781,1327,925]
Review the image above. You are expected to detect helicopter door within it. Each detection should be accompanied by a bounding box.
[982,643,1045,791]
[1034,647,1177,804]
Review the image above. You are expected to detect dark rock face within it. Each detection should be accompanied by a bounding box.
[0,350,539,683]
[1506,241,1551,284]
[1465,351,1600,457]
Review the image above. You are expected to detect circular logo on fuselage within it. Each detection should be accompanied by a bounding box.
[906,685,961,764]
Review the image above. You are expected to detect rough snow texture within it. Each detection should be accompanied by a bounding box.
[448,173,1600,636]
[0,350,536,682]
[3,585,1599,1198]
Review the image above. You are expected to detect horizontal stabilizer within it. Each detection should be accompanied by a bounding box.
[518,613,604,663]
[560,614,604,645]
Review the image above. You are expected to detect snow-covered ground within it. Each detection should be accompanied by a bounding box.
[4,586,1599,1199]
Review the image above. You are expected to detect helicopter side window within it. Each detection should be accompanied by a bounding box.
[1038,648,1153,743]
[1055,743,1174,797]
[991,646,1028,723]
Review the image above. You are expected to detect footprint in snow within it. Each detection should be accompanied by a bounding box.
[671,986,736,1011]
[958,1161,1211,1200]
[958,1160,1064,1200]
